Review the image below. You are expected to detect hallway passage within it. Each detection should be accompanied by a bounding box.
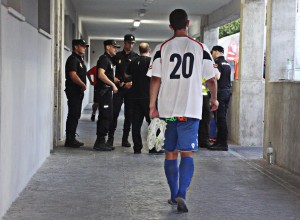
[3,105,300,220]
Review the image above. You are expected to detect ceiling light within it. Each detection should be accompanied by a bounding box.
[143,0,154,7]
[133,20,141,27]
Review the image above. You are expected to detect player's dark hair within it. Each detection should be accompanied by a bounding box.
[169,9,188,31]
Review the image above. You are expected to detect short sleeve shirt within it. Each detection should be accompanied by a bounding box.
[96,52,114,90]
[65,52,87,93]
[113,50,139,85]
[214,56,232,90]
[147,36,215,119]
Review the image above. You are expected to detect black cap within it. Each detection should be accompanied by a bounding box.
[211,45,224,53]
[104,40,121,48]
[124,34,136,42]
[72,39,89,47]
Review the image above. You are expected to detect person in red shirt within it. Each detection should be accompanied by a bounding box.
[87,66,99,121]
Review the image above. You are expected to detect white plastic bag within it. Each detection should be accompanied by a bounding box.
[147,118,167,151]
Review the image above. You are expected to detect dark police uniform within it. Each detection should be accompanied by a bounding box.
[108,49,138,143]
[214,55,231,146]
[94,52,114,142]
[126,55,151,153]
[65,52,87,141]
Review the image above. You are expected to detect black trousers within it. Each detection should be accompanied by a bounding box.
[65,92,84,139]
[198,94,210,143]
[214,90,231,144]
[96,91,113,137]
[131,98,150,152]
[108,89,133,140]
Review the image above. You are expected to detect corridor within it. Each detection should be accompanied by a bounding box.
[3,106,300,220]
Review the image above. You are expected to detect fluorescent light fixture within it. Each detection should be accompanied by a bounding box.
[133,20,141,27]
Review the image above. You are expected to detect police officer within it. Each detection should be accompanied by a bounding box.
[209,45,231,151]
[107,34,139,148]
[93,40,120,151]
[64,39,88,148]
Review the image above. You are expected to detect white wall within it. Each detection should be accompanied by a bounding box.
[0,5,53,217]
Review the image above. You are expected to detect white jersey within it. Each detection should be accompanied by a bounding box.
[147,36,215,119]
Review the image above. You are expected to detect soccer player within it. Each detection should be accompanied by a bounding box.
[148,9,218,213]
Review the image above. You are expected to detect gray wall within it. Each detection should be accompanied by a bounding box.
[22,0,38,27]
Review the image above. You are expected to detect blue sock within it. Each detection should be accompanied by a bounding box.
[177,157,194,199]
[164,159,178,203]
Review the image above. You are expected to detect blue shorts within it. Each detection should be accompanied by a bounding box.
[163,118,200,152]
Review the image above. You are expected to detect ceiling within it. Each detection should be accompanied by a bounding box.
[70,0,232,42]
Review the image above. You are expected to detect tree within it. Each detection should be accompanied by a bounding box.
[219,19,240,39]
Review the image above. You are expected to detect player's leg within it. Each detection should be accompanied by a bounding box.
[176,118,199,212]
[163,121,179,205]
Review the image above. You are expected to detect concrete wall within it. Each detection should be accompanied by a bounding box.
[0,4,53,217]
[264,82,300,174]
[206,0,240,28]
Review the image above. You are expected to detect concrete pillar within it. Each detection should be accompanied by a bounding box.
[231,0,266,146]
[203,27,219,50]
[53,0,65,147]
[265,0,297,81]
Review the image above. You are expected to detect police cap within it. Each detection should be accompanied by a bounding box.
[124,34,136,42]
[72,39,89,47]
[104,40,121,48]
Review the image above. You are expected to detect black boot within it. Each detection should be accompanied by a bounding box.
[106,137,115,150]
[121,137,131,148]
[91,113,96,122]
[74,138,84,147]
[199,140,212,148]
[106,137,114,147]
[149,148,165,154]
[208,142,228,151]
[65,137,81,148]
[93,137,112,151]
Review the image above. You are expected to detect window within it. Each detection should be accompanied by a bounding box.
[64,15,75,49]
[38,0,50,34]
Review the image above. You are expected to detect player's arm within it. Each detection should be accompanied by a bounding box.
[206,77,218,111]
[149,76,161,118]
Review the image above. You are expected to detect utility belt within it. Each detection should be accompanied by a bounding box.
[95,85,112,96]
[164,117,187,122]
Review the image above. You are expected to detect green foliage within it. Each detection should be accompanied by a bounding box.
[219,19,240,39]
